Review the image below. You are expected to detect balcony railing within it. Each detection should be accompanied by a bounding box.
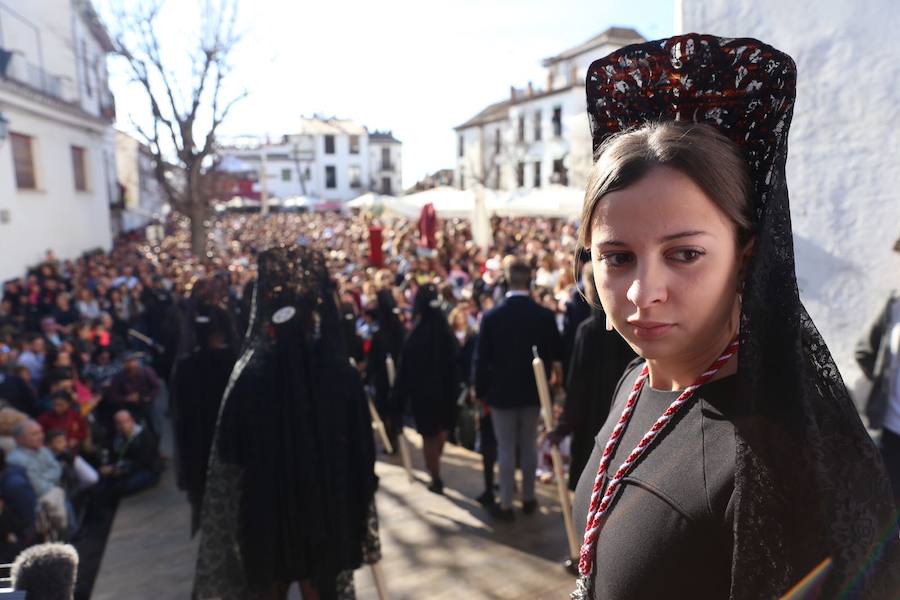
[1,50,78,103]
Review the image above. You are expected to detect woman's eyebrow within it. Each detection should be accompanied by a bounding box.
[594,230,710,247]
[659,230,709,243]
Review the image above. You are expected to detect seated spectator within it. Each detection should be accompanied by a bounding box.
[51,293,79,336]
[82,347,119,398]
[0,407,28,455]
[37,393,88,455]
[0,356,38,416]
[105,353,160,435]
[37,369,75,416]
[40,317,63,350]
[100,410,160,498]
[7,420,70,536]
[76,288,101,321]
[0,447,37,555]
[16,335,46,389]
[45,431,97,494]
[44,432,79,496]
[91,313,125,356]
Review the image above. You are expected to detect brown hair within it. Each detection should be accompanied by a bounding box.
[575,121,754,275]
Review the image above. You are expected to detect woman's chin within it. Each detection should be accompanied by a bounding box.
[622,336,678,361]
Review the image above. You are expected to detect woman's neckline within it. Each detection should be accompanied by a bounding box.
[644,371,737,394]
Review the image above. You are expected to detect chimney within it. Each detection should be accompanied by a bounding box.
[547,71,555,91]
[527,81,534,97]
[510,85,516,101]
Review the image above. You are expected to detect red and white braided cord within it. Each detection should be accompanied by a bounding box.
[577,339,740,576]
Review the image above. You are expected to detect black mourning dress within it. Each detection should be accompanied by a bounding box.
[393,284,460,437]
[172,304,237,535]
[194,247,380,600]
[365,290,406,441]
[573,362,737,599]
[561,310,636,491]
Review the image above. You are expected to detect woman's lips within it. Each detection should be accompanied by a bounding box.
[628,321,675,339]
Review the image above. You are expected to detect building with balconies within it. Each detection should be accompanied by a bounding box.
[0,0,117,280]
[219,117,402,203]
[368,130,401,196]
[453,27,644,195]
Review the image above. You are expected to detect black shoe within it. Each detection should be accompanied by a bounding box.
[489,504,515,521]
[427,478,444,495]
[475,490,495,507]
[522,499,538,515]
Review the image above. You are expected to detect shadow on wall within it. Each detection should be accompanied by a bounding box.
[792,233,861,303]
[792,233,873,412]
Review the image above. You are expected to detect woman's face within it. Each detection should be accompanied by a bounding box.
[590,166,747,363]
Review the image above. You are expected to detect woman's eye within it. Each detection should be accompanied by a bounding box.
[669,249,705,263]
[599,253,633,267]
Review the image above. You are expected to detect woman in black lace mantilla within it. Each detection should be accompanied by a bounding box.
[194,245,380,600]
[569,34,899,599]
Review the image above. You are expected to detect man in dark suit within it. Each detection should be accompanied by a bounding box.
[473,258,562,519]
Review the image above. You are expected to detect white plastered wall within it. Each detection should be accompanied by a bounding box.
[679,1,900,402]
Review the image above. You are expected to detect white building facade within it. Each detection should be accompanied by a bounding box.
[368,131,401,196]
[454,27,644,195]
[220,118,402,203]
[0,0,116,281]
[114,130,166,233]
[679,0,900,401]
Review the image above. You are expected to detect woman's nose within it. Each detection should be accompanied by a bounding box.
[625,264,668,308]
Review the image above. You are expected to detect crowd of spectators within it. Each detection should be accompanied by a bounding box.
[0,207,589,560]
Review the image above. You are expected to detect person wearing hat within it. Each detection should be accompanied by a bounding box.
[570,34,898,599]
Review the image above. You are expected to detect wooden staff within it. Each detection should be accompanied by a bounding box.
[368,397,394,455]
[386,354,415,482]
[370,561,389,600]
[126,328,164,353]
[532,345,580,561]
[350,358,394,454]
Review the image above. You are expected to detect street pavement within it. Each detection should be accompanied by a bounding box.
[93,427,576,599]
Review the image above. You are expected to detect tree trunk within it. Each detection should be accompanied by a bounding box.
[189,200,208,259]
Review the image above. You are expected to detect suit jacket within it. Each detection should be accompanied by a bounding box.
[857,292,900,430]
[473,294,562,409]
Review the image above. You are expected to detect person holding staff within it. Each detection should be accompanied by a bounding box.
[473,259,562,520]
[571,34,899,599]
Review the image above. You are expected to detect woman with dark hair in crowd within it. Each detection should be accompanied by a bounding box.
[570,34,899,598]
[365,289,406,452]
[393,283,460,494]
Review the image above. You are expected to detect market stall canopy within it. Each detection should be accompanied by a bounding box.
[392,185,583,220]
[347,192,396,209]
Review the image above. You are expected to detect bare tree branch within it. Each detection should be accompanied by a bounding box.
[108,0,247,257]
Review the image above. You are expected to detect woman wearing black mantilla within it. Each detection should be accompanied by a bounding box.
[194,246,380,600]
[570,34,900,599]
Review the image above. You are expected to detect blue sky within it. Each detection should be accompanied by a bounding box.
[99,0,673,188]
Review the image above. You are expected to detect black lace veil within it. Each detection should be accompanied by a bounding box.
[582,34,899,599]
[194,246,378,599]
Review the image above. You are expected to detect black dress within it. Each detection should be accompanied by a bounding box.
[561,312,636,491]
[194,247,379,600]
[172,345,236,535]
[393,314,459,437]
[573,362,736,599]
